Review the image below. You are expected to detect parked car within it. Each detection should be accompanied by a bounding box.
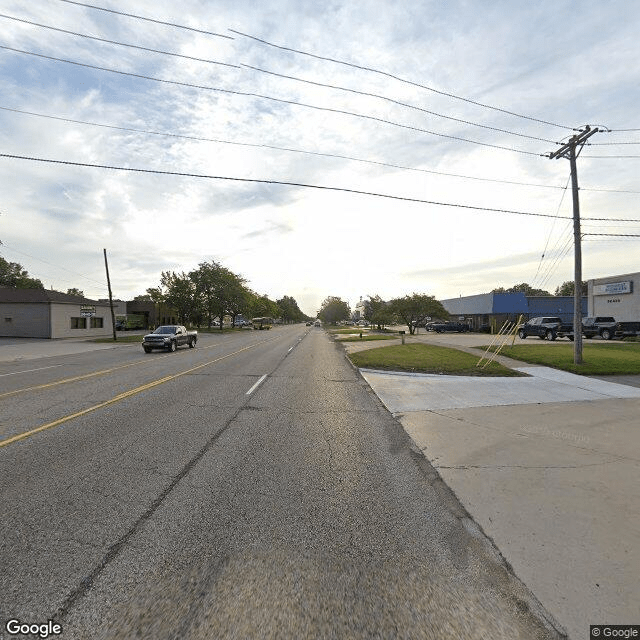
[142,325,197,352]
[427,321,469,333]
[582,316,640,340]
[582,317,617,340]
[517,317,573,341]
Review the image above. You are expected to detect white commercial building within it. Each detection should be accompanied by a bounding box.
[0,288,112,338]
[587,272,640,321]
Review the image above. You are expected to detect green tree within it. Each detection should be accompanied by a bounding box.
[159,271,195,325]
[189,261,248,329]
[492,283,551,296]
[0,256,44,289]
[363,295,394,330]
[389,293,449,335]
[318,296,350,325]
[66,288,84,297]
[277,295,306,323]
[554,280,587,296]
[249,292,280,320]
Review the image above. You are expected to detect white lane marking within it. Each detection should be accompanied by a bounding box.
[0,365,63,377]
[246,374,267,395]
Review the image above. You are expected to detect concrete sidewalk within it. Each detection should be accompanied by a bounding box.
[0,336,137,363]
[358,365,639,640]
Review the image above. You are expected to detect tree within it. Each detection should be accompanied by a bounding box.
[554,280,587,296]
[66,288,84,297]
[363,295,394,330]
[389,293,449,335]
[318,296,350,325]
[160,271,195,325]
[248,292,280,320]
[277,295,306,323]
[492,283,551,296]
[189,260,248,329]
[0,256,44,289]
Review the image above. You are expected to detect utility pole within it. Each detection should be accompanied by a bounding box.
[103,248,117,341]
[547,126,598,365]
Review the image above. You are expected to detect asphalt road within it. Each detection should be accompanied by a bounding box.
[0,326,563,639]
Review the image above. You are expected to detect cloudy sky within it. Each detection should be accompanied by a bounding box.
[1,0,639,316]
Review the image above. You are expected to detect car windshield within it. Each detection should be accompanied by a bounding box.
[154,326,176,334]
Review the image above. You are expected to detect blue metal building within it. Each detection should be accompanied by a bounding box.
[441,292,587,331]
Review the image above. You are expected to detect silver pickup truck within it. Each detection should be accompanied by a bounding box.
[142,325,197,353]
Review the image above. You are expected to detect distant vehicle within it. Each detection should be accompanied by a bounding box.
[314,320,321,327]
[142,325,197,352]
[427,321,469,333]
[306,321,312,326]
[517,317,573,341]
[252,317,273,330]
[116,314,146,330]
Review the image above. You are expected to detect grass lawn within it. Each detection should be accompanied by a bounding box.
[349,343,523,376]
[484,342,640,375]
[336,334,398,342]
[328,327,370,334]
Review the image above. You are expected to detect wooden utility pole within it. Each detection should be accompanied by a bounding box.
[548,126,598,364]
[103,248,117,341]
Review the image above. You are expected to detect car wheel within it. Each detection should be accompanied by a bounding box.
[601,329,612,340]
[568,335,574,341]
[169,340,177,352]
[189,338,196,348]
[545,330,556,341]
[143,346,151,353]
[518,329,526,339]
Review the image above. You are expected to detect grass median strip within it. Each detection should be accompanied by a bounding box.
[336,334,398,342]
[349,343,523,376]
[482,342,640,375]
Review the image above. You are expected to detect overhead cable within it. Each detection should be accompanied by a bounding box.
[0,45,543,156]
[229,29,573,131]
[0,105,579,191]
[3,152,640,222]
[56,0,232,39]
[2,12,557,144]
[242,64,557,144]
[0,13,239,67]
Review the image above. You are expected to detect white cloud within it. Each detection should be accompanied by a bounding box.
[1,0,639,315]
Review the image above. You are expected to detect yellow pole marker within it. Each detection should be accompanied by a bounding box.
[0,338,275,449]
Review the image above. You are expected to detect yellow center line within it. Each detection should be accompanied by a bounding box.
[0,340,224,400]
[0,337,277,449]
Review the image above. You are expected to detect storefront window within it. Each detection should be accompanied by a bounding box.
[70,317,85,329]
[90,317,104,328]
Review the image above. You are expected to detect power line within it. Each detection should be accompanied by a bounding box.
[2,11,558,145]
[0,242,107,287]
[0,13,239,68]
[583,233,640,237]
[0,45,544,157]
[242,63,557,144]
[0,105,583,191]
[3,152,640,222]
[0,152,591,220]
[56,0,232,39]
[229,29,574,131]
[532,174,570,282]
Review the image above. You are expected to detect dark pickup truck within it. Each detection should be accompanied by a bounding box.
[142,325,197,352]
[426,321,470,333]
[517,316,574,341]
[583,316,640,340]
